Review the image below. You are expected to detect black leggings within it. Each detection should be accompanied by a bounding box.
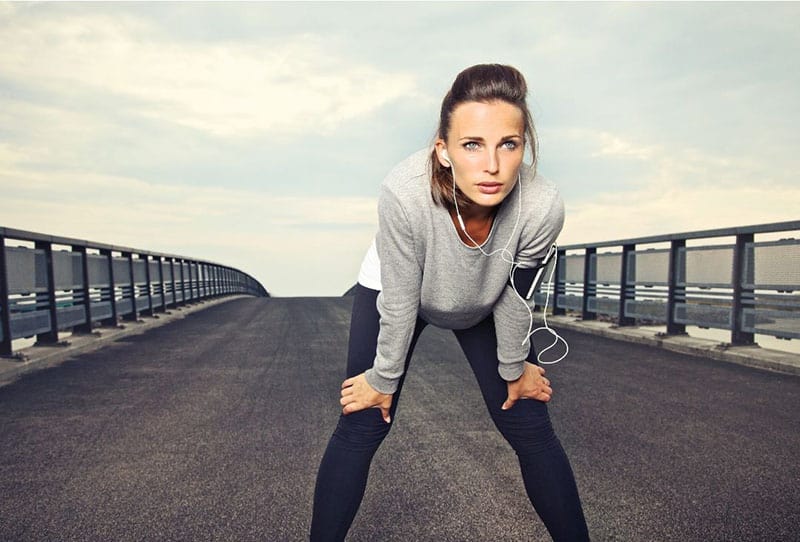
[310,285,589,541]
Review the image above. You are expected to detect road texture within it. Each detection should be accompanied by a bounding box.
[0,296,798,541]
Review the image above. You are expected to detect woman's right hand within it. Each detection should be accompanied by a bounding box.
[340,372,394,423]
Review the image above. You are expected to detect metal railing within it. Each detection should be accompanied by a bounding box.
[535,220,800,346]
[0,226,269,356]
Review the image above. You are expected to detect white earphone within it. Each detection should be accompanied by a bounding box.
[442,150,469,231]
[441,147,568,365]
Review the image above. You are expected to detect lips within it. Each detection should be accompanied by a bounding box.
[477,182,503,195]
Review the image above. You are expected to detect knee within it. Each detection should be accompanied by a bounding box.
[331,409,393,452]
[492,401,560,457]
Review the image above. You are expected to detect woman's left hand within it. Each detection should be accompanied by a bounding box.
[502,362,552,410]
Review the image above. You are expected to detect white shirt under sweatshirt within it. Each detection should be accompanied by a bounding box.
[360,149,564,395]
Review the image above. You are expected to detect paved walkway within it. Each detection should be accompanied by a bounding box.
[1,297,798,541]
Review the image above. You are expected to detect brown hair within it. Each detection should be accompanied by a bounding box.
[430,64,538,210]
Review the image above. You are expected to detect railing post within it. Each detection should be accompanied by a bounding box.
[101,249,118,326]
[188,262,195,302]
[123,252,137,322]
[0,235,12,355]
[666,239,687,335]
[193,263,199,300]
[73,246,93,334]
[34,240,59,345]
[157,256,166,312]
[581,247,596,321]
[179,259,187,306]
[143,254,154,316]
[196,263,202,300]
[618,244,636,326]
[731,233,756,345]
[169,258,177,308]
[552,249,566,316]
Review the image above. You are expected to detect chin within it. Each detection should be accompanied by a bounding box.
[473,192,509,207]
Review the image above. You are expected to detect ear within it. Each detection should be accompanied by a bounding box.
[434,139,450,168]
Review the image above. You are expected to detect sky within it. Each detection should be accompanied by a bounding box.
[1,1,798,297]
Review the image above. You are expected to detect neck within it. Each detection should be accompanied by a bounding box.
[450,203,498,247]
[454,201,497,222]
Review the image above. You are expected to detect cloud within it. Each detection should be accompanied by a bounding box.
[548,126,799,243]
[562,180,800,246]
[0,160,378,295]
[0,10,418,138]
[0,162,377,231]
[589,132,658,161]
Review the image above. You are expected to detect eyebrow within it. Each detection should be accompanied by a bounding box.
[457,134,523,142]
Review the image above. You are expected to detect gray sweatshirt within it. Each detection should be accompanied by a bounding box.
[364,149,565,395]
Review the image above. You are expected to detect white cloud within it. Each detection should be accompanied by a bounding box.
[0,162,378,295]
[0,12,418,138]
[549,126,799,243]
[589,132,658,161]
[562,180,800,246]
[0,164,377,230]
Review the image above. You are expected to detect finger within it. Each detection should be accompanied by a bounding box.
[341,377,355,389]
[379,405,392,424]
[341,386,354,397]
[342,402,364,415]
[537,366,546,376]
[521,384,552,400]
[501,396,515,410]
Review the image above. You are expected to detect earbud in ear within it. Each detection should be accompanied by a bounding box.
[441,149,451,167]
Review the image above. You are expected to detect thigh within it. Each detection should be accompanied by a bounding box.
[345,284,383,378]
[452,316,528,411]
[453,316,552,426]
[345,284,427,411]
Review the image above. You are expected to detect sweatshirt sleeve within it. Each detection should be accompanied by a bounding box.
[364,186,422,394]
[492,190,565,381]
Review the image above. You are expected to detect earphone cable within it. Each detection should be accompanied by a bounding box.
[449,154,568,365]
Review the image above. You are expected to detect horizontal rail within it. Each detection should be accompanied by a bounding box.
[0,226,237,267]
[1,226,269,356]
[559,220,800,250]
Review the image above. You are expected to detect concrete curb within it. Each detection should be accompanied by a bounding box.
[0,295,249,387]
[548,315,800,376]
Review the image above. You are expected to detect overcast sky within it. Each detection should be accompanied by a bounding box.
[1,1,798,296]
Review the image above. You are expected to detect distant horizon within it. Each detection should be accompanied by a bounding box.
[4,217,799,296]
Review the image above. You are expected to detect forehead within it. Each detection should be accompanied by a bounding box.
[449,100,524,137]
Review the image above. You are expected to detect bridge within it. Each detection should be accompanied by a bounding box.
[1,223,798,541]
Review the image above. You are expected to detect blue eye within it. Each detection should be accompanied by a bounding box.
[502,140,519,150]
[463,141,480,151]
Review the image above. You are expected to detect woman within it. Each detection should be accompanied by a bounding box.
[311,64,590,541]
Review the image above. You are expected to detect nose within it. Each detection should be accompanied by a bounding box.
[484,148,499,175]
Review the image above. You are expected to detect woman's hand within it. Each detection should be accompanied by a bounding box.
[340,373,394,423]
[502,362,553,410]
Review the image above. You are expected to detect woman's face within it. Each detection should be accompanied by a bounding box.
[436,100,525,209]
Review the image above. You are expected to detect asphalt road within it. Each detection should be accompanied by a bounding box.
[0,296,798,541]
